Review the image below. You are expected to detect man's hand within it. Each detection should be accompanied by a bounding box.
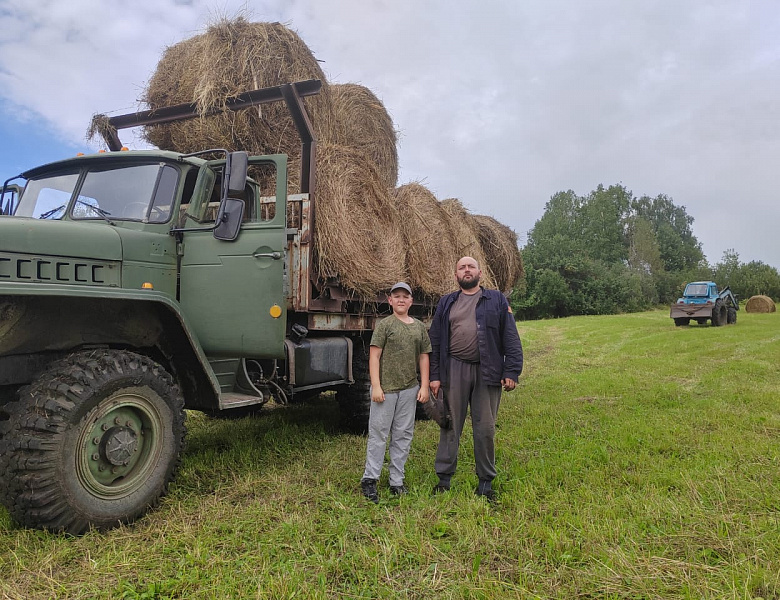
[371,386,385,403]
[501,378,516,391]
[430,380,441,396]
[417,386,429,403]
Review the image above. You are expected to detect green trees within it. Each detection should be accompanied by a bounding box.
[514,184,706,319]
[712,250,780,301]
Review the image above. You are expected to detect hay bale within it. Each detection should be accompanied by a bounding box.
[141,18,332,157]
[472,215,524,293]
[321,84,398,188]
[745,295,776,313]
[312,143,405,298]
[393,183,459,297]
[440,198,496,290]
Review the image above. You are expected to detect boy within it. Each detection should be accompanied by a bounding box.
[360,282,432,503]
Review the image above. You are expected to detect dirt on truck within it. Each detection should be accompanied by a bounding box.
[0,81,439,534]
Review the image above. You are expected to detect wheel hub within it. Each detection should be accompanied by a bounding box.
[104,427,138,465]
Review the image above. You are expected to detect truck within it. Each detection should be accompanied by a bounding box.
[670,281,738,327]
[0,80,429,534]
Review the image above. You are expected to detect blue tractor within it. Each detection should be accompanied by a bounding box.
[670,281,739,327]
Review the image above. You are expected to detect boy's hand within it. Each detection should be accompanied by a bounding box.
[371,386,385,403]
[417,386,429,403]
[430,380,441,396]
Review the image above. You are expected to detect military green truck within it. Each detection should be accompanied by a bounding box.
[0,80,422,534]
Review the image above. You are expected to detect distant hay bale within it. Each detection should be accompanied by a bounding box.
[472,215,524,293]
[321,84,398,188]
[393,183,459,297]
[745,295,776,313]
[440,198,496,290]
[312,143,405,298]
[141,18,332,157]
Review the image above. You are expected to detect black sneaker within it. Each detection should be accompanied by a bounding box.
[360,478,379,503]
[432,482,450,495]
[475,487,497,503]
[389,485,408,496]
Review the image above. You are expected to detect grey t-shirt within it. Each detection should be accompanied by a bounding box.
[449,291,481,362]
[370,316,432,392]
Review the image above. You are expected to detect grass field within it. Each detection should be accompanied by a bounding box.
[1,308,779,599]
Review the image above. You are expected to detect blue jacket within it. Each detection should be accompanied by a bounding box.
[429,288,524,387]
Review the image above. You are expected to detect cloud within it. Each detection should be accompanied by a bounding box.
[1,0,779,267]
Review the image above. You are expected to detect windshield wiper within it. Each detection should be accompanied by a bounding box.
[75,200,115,225]
[38,204,66,219]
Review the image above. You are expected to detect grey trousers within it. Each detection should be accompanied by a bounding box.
[362,385,419,487]
[435,357,502,483]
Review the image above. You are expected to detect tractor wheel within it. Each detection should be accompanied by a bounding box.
[727,307,737,325]
[336,336,371,434]
[0,350,185,534]
[674,318,690,327]
[711,300,726,326]
[696,318,708,325]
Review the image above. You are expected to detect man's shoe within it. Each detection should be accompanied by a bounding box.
[389,484,408,496]
[475,487,497,503]
[360,478,379,503]
[432,482,450,495]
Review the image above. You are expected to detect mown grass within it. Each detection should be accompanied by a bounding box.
[1,309,779,599]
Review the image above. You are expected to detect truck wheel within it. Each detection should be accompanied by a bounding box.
[0,350,185,534]
[336,337,371,434]
[711,300,726,326]
[674,317,690,327]
[727,307,737,324]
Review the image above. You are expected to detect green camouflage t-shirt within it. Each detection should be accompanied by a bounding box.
[370,316,432,392]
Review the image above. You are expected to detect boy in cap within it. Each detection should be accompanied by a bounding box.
[360,282,432,502]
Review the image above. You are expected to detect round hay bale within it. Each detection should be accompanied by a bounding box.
[312,143,405,298]
[142,18,332,157]
[321,84,398,188]
[393,183,459,297]
[472,214,524,293]
[440,198,496,290]
[745,295,776,313]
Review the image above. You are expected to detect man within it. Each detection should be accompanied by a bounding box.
[429,256,524,501]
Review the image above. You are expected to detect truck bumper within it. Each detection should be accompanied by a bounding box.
[670,304,713,319]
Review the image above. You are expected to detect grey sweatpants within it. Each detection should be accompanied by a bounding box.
[362,384,419,487]
[435,357,502,483]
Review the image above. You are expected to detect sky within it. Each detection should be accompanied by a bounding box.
[1,0,779,268]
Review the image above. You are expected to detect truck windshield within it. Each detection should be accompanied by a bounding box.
[14,163,178,224]
[684,284,709,296]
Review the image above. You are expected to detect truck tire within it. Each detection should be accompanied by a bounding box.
[336,337,371,434]
[674,317,690,327]
[727,307,737,324]
[0,350,185,534]
[711,300,726,326]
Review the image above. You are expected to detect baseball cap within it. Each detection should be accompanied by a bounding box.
[389,282,412,294]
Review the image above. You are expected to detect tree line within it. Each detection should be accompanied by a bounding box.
[511,184,780,319]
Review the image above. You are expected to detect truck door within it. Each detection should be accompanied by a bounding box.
[177,157,287,358]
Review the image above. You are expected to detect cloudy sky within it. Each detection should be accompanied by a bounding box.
[1,0,779,268]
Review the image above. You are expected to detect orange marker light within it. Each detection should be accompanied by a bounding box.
[269,304,282,318]
[121,147,129,151]
[76,152,85,156]
[98,149,106,153]
[141,282,154,290]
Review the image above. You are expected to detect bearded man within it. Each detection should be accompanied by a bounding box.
[428,256,524,501]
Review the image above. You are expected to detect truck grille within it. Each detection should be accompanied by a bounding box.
[0,252,120,287]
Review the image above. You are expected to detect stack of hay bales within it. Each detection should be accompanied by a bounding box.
[472,215,525,294]
[137,17,522,299]
[745,295,776,313]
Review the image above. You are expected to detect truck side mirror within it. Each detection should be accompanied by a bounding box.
[213,197,245,241]
[227,152,248,195]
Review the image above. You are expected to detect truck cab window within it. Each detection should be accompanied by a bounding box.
[74,164,178,223]
[14,173,80,219]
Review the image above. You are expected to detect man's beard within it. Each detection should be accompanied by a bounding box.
[457,275,480,290]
